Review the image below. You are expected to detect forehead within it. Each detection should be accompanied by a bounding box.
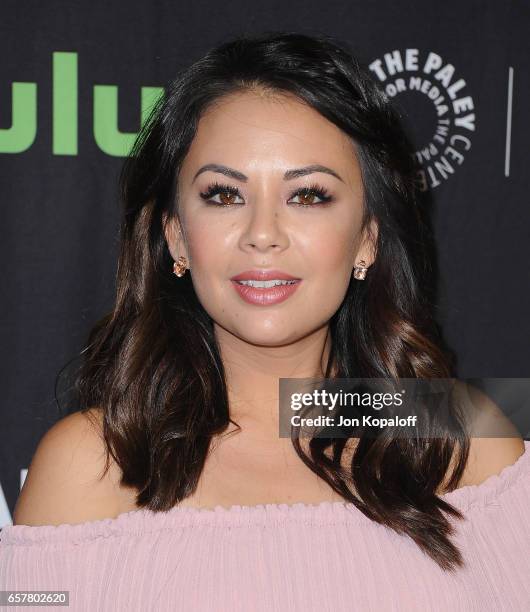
[180,89,361,186]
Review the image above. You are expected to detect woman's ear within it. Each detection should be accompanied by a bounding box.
[355,218,379,267]
[162,211,188,263]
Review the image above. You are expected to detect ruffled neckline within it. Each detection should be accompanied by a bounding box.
[2,439,528,546]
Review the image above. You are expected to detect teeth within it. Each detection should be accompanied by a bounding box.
[236,279,298,288]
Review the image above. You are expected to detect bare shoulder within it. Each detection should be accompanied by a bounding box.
[450,381,526,488]
[14,407,138,527]
[458,435,526,488]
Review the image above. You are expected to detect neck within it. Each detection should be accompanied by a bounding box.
[213,323,333,440]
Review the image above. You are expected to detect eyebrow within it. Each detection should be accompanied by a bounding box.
[191,163,345,184]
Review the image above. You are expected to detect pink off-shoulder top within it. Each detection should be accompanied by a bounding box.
[1,440,529,612]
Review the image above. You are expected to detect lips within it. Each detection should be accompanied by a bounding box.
[231,278,302,305]
[230,269,301,281]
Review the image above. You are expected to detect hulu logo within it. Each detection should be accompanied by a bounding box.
[0,51,164,156]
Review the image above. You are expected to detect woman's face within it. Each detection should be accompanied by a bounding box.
[165,90,377,347]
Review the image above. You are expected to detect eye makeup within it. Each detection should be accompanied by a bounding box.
[198,181,334,207]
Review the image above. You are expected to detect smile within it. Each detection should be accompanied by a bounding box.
[235,279,298,288]
[230,279,302,305]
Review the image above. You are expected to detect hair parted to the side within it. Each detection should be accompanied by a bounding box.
[72,30,471,572]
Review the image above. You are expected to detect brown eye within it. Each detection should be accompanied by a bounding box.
[291,191,319,206]
[288,183,333,207]
[199,182,244,206]
[214,191,241,206]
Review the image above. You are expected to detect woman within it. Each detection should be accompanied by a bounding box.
[1,31,528,611]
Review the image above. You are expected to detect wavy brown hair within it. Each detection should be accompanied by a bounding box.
[71,30,471,572]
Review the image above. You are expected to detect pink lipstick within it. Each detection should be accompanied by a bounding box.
[230,269,302,306]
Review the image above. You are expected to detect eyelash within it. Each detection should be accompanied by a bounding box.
[199,181,334,207]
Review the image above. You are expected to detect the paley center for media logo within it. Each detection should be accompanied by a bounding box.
[369,49,476,191]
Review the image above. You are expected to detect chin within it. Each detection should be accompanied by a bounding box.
[230,324,299,348]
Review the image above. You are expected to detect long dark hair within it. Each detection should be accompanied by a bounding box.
[73,31,471,572]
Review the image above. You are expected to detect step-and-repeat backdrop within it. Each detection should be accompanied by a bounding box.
[1,1,528,526]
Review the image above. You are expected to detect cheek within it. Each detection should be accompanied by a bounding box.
[301,220,357,273]
[182,217,245,318]
[185,217,224,268]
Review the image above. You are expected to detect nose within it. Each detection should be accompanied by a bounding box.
[239,196,289,253]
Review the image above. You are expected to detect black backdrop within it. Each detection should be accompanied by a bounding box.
[1,1,529,527]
